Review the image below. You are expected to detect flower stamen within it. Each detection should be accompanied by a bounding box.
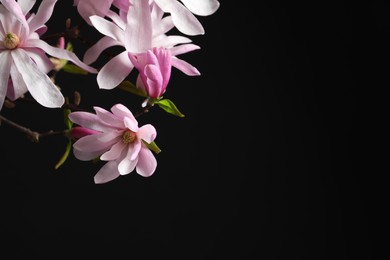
[3,32,20,49]
[122,130,136,144]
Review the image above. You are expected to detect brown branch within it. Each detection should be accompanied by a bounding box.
[0,114,69,143]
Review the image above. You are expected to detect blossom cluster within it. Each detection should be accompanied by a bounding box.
[0,0,219,183]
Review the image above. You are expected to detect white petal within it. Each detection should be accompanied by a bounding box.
[90,15,124,42]
[97,51,133,90]
[11,49,64,108]
[0,51,12,110]
[28,0,57,33]
[180,0,220,16]
[118,146,138,175]
[154,0,204,35]
[25,39,97,74]
[83,36,119,65]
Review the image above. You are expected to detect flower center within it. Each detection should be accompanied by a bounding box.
[3,32,20,49]
[122,130,136,144]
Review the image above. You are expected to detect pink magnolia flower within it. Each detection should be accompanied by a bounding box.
[0,0,97,111]
[68,103,158,184]
[128,47,172,99]
[83,0,200,93]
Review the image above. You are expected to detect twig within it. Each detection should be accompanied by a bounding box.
[0,114,69,143]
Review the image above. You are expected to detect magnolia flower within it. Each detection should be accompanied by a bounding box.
[0,0,97,111]
[83,0,200,93]
[68,103,158,184]
[74,0,220,36]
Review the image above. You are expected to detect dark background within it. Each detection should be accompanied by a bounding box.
[0,0,379,259]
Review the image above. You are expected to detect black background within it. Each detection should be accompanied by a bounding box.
[0,0,379,259]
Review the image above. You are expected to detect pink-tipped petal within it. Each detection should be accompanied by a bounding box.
[68,111,113,132]
[94,106,125,128]
[144,64,163,98]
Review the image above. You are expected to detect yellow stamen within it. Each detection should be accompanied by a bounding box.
[122,130,136,144]
[3,32,20,49]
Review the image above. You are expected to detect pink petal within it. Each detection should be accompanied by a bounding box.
[11,49,64,108]
[100,141,126,161]
[171,57,200,76]
[94,106,125,128]
[137,124,157,144]
[18,0,35,15]
[144,64,164,98]
[94,161,121,184]
[73,135,118,161]
[97,51,133,90]
[68,111,114,132]
[170,43,200,56]
[118,145,138,175]
[123,116,139,133]
[0,0,29,33]
[110,103,135,121]
[76,0,112,25]
[136,146,157,177]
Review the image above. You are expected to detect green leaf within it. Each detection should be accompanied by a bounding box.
[62,64,88,75]
[144,140,161,154]
[54,140,72,170]
[155,98,185,117]
[65,42,73,52]
[117,80,147,97]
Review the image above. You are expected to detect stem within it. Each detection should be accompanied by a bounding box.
[0,114,69,143]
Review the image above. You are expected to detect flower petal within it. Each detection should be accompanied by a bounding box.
[94,161,121,184]
[90,15,123,42]
[83,36,119,65]
[136,146,157,177]
[124,0,152,53]
[118,145,138,175]
[94,106,124,128]
[111,103,135,121]
[25,39,97,74]
[68,111,113,132]
[72,133,116,161]
[28,0,57,33]
[137,124,157,144]
[8,64,28,100]
[100,140,126,161]
[124,116,138,133]
[180,0,220,16]
[11,49,64,108]
[0,51,12,110]
[171,57,200,76]
[154,0,204,35]
[97,50,133,90]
